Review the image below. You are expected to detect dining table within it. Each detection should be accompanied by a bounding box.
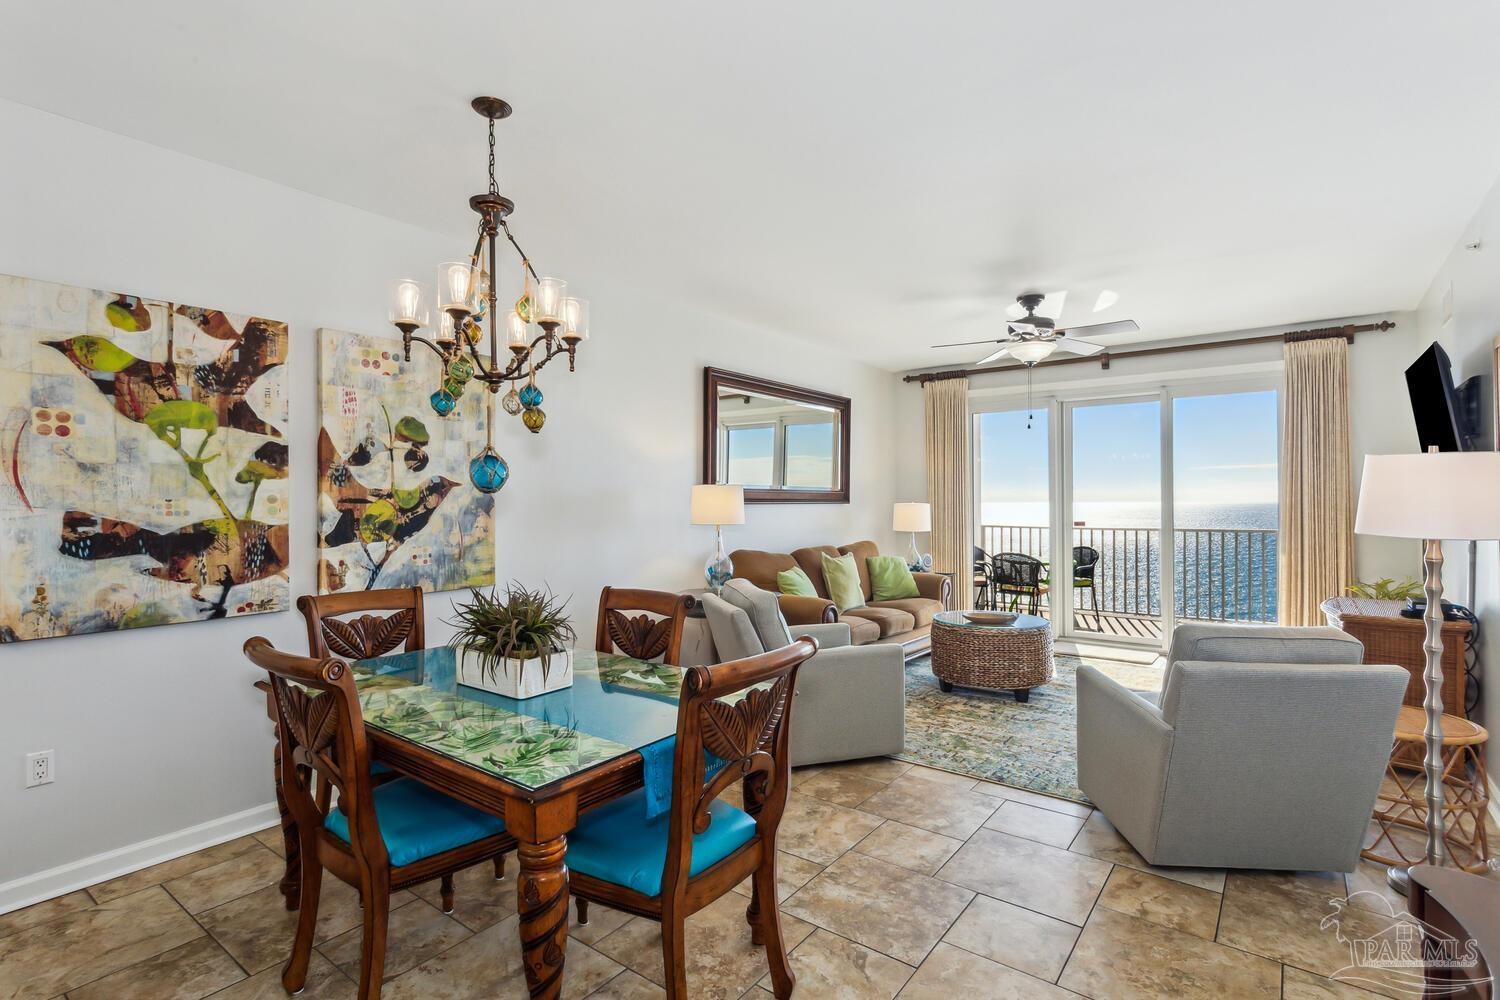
[262,645,706,999]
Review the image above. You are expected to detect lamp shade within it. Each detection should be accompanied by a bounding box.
[893,502,932,533]
[1355,452,1500,540]
[691,484,745,526]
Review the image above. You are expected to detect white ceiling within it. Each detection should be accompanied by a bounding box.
[4,1,1499,371]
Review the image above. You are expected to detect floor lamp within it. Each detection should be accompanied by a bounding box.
[1354,447,1500,894]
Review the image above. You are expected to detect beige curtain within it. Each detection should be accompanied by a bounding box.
[924,376,974,610]
[1278,336,1355,625]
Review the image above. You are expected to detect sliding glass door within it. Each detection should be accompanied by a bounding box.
[973,379,1279,649]
[974,407,1053,608]
[1172,389,1280,625]
[1066,397,1165,642]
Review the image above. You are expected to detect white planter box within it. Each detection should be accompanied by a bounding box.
[456,647,573,700]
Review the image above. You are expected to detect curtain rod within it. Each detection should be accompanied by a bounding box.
[901,320,1397,384]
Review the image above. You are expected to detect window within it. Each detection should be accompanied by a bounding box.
[723,424,774,488]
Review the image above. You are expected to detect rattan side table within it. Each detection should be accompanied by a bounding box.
[930,611,1054,702]
[1362,705,1491,873]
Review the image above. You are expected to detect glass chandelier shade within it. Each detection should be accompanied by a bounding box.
[388,97,590,496]
[439,262,475,317]
[389,279,427,329]
[561,297,589,342]
[533,277,566,324]
[506,310,529,352]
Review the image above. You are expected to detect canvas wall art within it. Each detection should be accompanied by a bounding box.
[0,274,290,641]
[316,328,496,595]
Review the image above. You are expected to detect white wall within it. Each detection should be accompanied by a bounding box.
[1413,172,1500,782]
[0,99,901,906]
[890,312,1422,600]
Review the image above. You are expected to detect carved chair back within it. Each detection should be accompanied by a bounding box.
[242,637,387,869]
[660,637,816,903]
[298,587,426,660]
[595,587,695,665]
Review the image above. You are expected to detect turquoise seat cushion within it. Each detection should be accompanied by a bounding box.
[324,778,507,867]
[566,787,757,898]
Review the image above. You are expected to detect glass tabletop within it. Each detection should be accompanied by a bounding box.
[352,647,689,792]
[934,610,1050,630]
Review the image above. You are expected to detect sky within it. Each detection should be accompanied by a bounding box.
[724,419,837,489]
[977,389,1279,517]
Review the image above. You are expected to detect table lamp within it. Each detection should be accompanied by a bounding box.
[893,502,932,570]
[691,484,745,593]
[1354,446,1500,893]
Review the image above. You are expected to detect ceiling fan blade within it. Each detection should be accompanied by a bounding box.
[1053,336,1105,357]
[1055,318,1139,338]
[931,338,1003,349]
[976,345,1011,365]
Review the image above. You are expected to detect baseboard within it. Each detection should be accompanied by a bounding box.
[0,801,280,915]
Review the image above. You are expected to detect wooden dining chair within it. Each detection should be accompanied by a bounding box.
[297,587,427,660]
[267,590,431,912]
[566,637,818,999]
[295,587,509,896]
[244,637,517,1000]
[595,587,696,665]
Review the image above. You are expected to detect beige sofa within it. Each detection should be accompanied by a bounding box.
[729,540,950,658]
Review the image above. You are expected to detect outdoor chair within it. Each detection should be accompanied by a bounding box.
[1072,546,1101,618]
[992,552,1048,615]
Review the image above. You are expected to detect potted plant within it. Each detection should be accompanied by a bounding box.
[447,583,577,699]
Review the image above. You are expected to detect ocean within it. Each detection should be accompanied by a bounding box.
[976,501,1278,622]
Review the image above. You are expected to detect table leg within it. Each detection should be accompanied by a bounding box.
[517,835,569,999]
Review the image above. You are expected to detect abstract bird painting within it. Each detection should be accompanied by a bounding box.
[316,328,494,594]
[0,273,290,640]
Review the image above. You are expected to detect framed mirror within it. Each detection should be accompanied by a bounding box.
[703,367,850,503]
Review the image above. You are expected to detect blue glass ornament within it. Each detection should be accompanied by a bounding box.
[468,447,509,494]
[518,382,543,408]
[430,389,457,417]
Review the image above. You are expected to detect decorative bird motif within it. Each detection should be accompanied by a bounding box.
[58,510,289,618]
[317,427,459,542]
[42,309,287,438]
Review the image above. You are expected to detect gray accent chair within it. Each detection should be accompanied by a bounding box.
[701,579,905,766]
[1076,623,1408,872]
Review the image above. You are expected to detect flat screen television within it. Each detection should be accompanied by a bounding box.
[1405,342,1480,452]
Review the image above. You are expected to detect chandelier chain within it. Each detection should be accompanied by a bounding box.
[488,118,499,196]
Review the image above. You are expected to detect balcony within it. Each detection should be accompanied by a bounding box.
[977,523,1279,640]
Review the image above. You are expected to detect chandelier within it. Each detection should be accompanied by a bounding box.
[387,96,588,494]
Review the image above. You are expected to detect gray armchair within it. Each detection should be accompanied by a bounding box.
[701,580,905,766]
[1077,623,1408,872]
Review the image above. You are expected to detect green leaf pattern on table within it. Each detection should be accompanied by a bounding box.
[356,680,629,789]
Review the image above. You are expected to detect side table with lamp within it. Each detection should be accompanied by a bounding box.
[691,484,745,594]
[1354,447,1500,894]
[893,501,932,571]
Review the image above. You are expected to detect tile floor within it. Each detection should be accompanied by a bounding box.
[3,758,1496,999]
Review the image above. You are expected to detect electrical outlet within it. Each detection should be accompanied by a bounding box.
[25,751,53,788]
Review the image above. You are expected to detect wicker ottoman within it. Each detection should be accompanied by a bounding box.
[930,611,1054,702]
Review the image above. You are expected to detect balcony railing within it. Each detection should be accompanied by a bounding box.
[977,523,1278,624]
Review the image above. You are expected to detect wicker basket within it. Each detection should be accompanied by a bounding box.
[931,613,1054,697]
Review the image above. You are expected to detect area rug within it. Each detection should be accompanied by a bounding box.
[897,652,1164,804]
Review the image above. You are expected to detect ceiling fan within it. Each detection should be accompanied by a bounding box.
[933,292,1140,367]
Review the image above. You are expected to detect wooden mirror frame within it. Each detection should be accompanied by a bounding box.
[703,367,851,504]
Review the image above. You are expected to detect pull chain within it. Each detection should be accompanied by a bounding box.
[1026,365,1035,430]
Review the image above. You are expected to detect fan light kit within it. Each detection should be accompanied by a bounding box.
[386,97,590,494]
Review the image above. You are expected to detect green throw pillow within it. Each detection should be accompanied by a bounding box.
[821,552,866,613]
[868,555,920,601]
[776,566,817,598]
